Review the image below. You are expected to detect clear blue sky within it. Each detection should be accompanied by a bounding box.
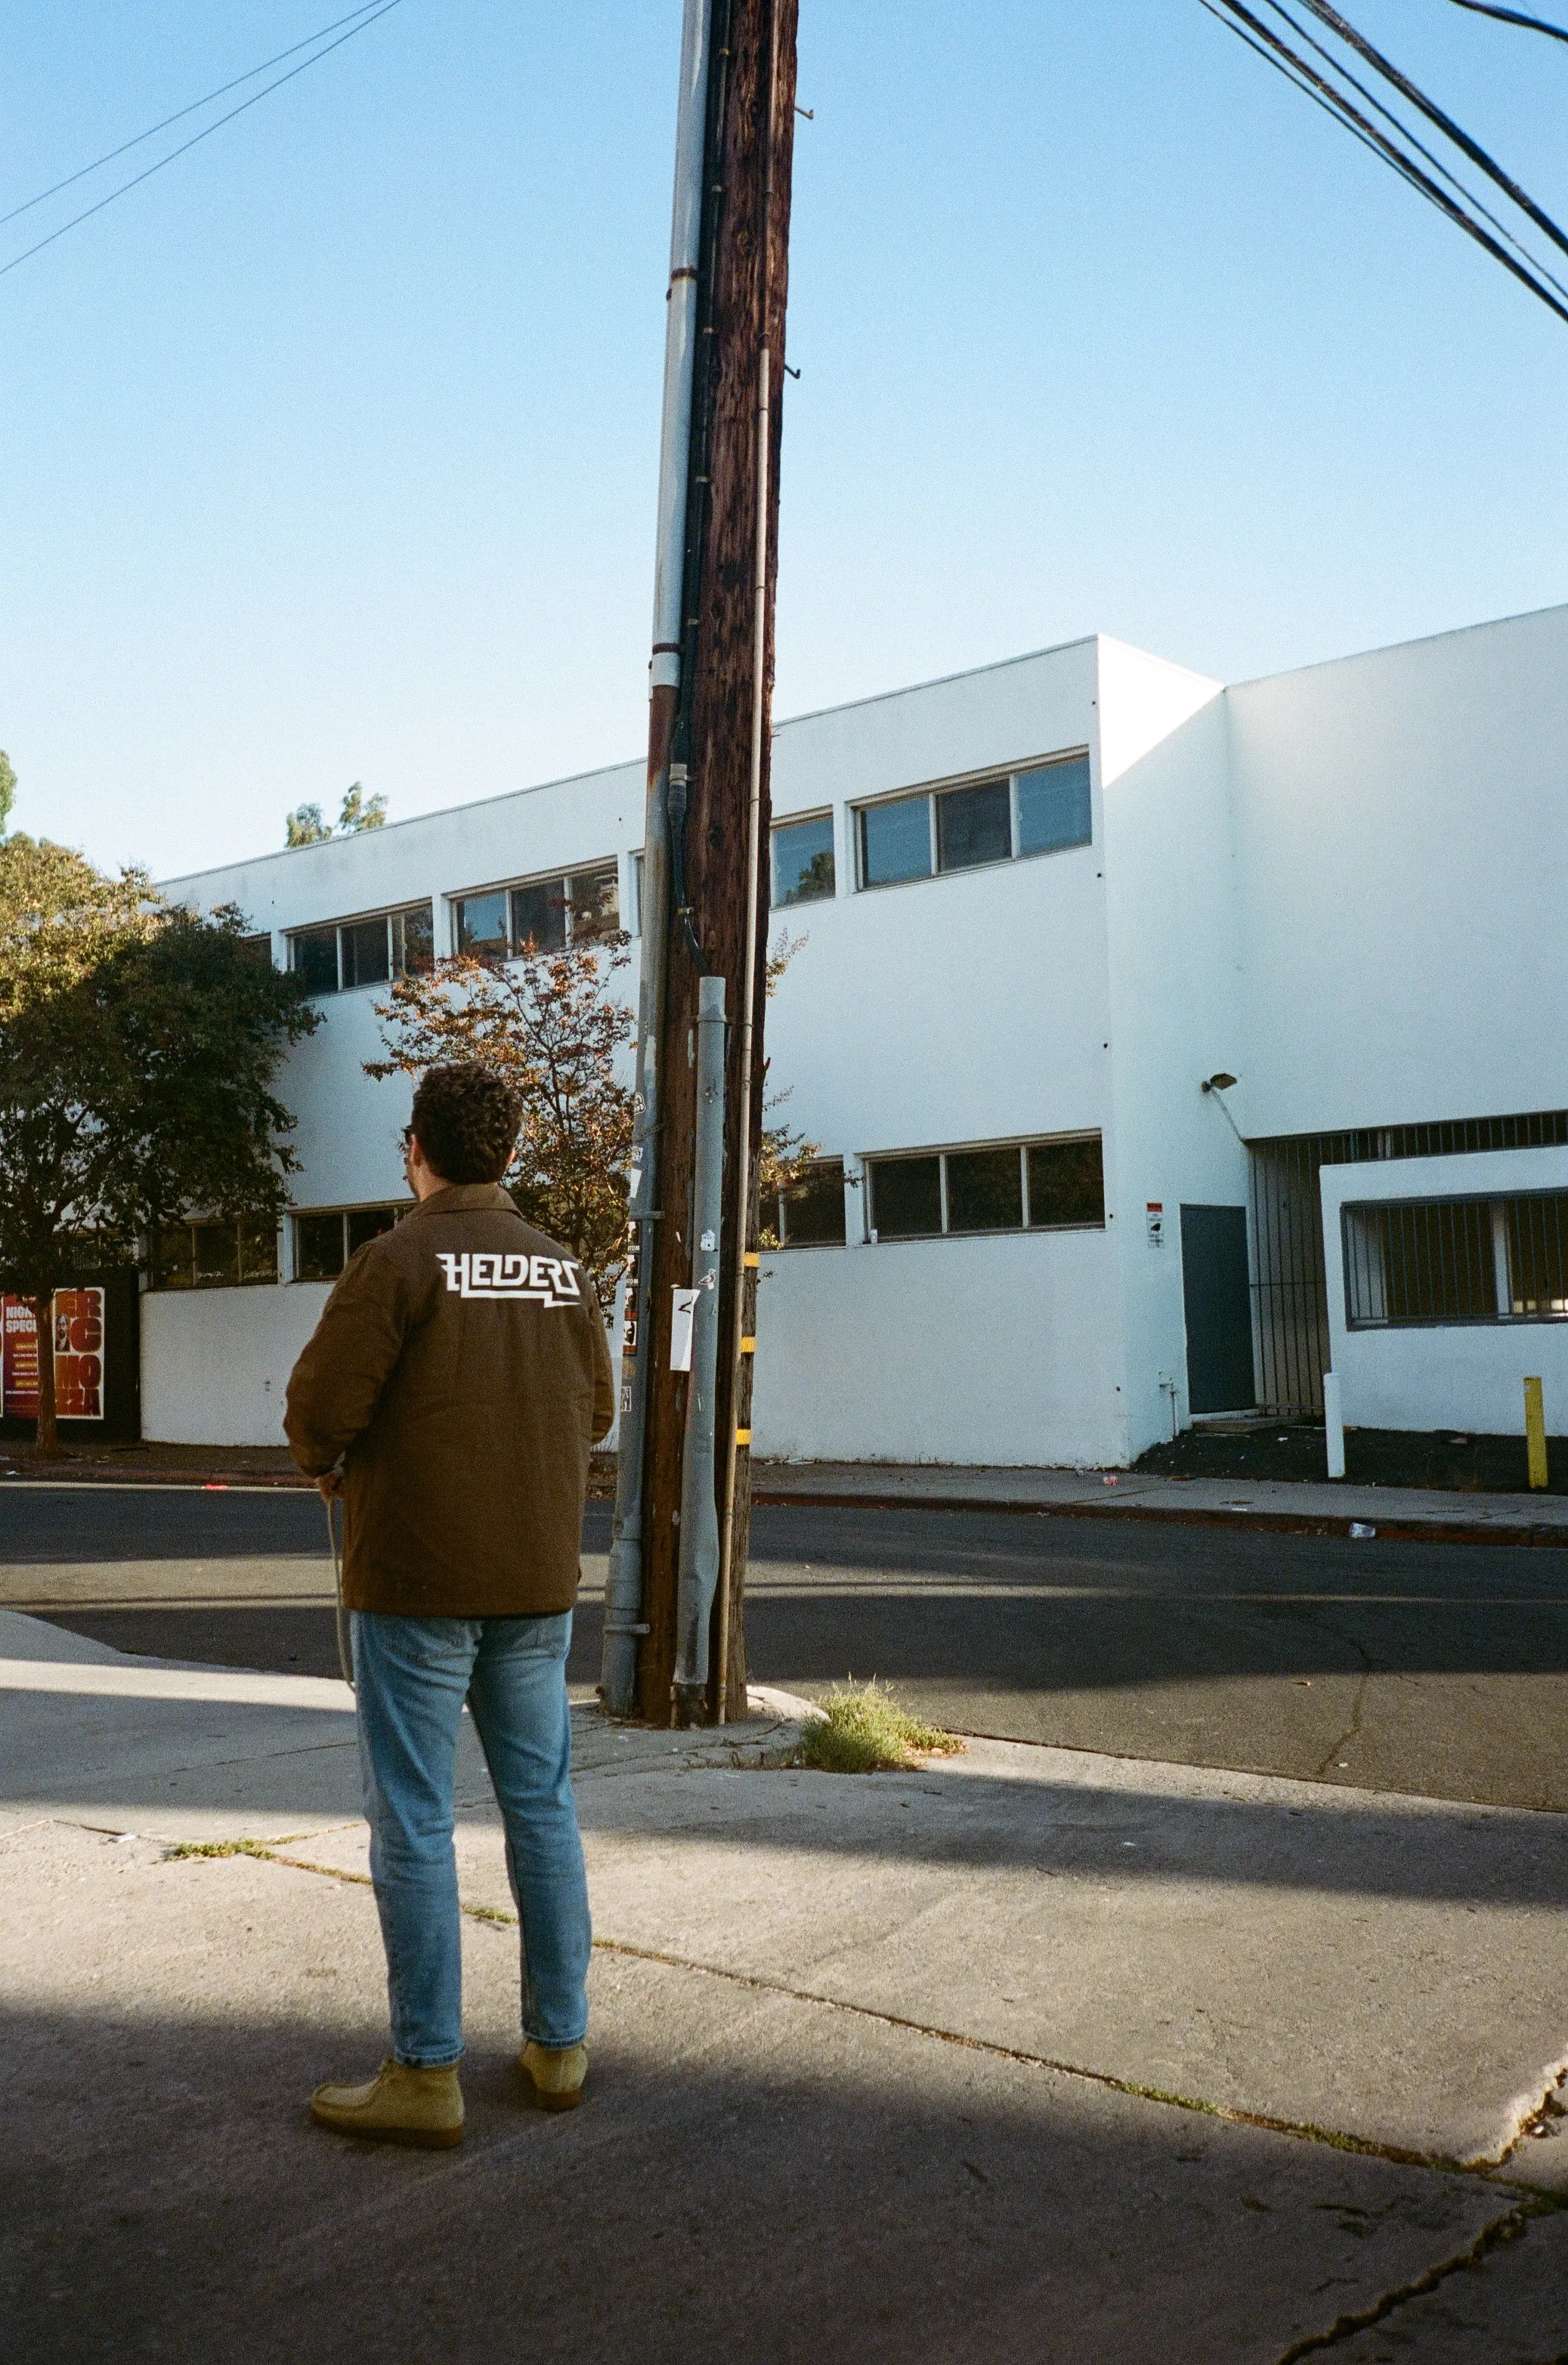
[2,1,1566,877]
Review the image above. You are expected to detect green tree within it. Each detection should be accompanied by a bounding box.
[0,836,319,1456]
[284,784,387,847]
[285,803,332,847]
[339,783,387,833]
[366,941,636,1305]
[0,751,16,839]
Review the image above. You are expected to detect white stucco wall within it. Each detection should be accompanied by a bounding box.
[750,1228,1125,1467]
[141,1283,332,1446]
[1230,604,1568,1143]
[1096,639,1239,1458]
[1322,1146,1568,1436]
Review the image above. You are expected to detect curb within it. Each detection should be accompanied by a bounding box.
[3,1463,1563,1546]
[749,1488,1568,1550]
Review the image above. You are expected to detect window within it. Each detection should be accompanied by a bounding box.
[1017,756,1093,856]
[238,932,274,966]
[289,904,433,996]
[1343,1192,1568,1327]
[868,1134,1104,1241]
[771,813,836,907]
[292,1204,408,1282]
[1028,1136,1106,1229]
[631,852,645,936]
[775,1158,847,1247]
[855,751,1092,891]
[454,861,620,961]
[150,1216,279,1291]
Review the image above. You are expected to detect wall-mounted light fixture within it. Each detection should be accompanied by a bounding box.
[1201,1072,1245,1148]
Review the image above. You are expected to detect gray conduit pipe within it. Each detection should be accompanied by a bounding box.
[673,975,727,1721]
[601,0,714,1719]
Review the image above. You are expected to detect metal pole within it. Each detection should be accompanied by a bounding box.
[713,0,781,1720]
[602,0,714,1717]
[673,975,727,1722]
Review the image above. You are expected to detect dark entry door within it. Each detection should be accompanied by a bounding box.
[1180,1205,1256,1414]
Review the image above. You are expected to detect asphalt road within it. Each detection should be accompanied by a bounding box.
[5,1482,1567,1810]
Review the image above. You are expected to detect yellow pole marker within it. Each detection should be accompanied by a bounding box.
[744,1251,760,1269]
[735,1428,752,1446]
[1525,1376,1548,1490]
[741,1335,756,1354]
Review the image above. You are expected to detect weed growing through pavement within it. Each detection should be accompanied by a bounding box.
[796,1680,964,1774]
[163,1838,276,1860]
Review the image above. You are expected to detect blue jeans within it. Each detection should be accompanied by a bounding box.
[351,1611,592,2068]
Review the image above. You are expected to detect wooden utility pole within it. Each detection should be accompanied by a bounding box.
[634,0,799,1722]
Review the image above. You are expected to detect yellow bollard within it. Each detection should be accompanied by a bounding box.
[1524,1376,1548,1490]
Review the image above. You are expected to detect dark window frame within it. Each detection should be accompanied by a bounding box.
[453,859,622,962]
[287,902,435,997]
[774,1156,849,1248]
[148,1215,280,1291]
[290,1203,411,1283]
[769,811,837,909]
[853,750,1093,894]
[866,1133,1105,1243]
[1341,1189,1568,1328]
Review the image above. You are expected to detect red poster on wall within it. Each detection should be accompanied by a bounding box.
[2,1298,39,1419]
[1,1290,106,1421]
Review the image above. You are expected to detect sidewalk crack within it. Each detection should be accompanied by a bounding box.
[1310,1629,1376,1781]
[1272,2200,1548,2359]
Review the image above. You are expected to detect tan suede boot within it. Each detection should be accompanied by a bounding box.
[518,2040,587,2112]
[311,2057,464,2148]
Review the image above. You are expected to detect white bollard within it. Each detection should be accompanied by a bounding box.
[1323,1371,1346,1479]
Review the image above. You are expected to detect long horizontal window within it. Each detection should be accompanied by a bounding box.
[454,861,619,960]
[289,904,434,997]
[1343,1191,1568,1327]
[855,753,1091,892]
[150,1217,280,1291]
[293,1204,410,1283]
[867,1135,1104,1241]
[773,1158,847,1247]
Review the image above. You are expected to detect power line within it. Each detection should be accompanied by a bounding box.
[1198,0,1568,326]
[1446,0,1568,48]
[0,2,392,233]
[0,0,407,286]
[1294,0,1568,262]
[1257,0,1568,299]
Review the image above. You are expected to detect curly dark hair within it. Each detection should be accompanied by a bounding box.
[410,1062,521,1186]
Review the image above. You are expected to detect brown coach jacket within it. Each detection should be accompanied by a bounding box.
[284,1183,614,1618]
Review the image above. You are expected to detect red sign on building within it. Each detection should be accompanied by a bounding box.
[1,1290,106,1421]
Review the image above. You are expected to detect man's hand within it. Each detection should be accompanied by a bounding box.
[315,1470,344,1504]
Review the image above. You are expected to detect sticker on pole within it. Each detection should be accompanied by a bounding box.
[670,1287,698,1374]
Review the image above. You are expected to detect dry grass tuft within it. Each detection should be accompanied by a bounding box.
[796,1680,964,1774]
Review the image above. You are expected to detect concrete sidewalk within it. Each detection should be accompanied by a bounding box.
[753,1458,1568,1543]
[2,1610,1566,2362]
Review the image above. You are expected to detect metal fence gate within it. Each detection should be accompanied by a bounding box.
[1246,1109,1568,1418]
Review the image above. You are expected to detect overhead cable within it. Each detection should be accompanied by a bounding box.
[1446,0,1568,48]
[1293,0,1568,261]
[1254,0,1568,297]
[0,2,392,233]
[1198,0,1568,325]
[0,0,406,284]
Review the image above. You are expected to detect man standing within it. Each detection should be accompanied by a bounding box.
[286,1059,614,2148]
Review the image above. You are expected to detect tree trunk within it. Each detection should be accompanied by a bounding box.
[636,0,799,1723]
[28,1294,59,1461]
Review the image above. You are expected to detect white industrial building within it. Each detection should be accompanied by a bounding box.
[147,598,1568,1467]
